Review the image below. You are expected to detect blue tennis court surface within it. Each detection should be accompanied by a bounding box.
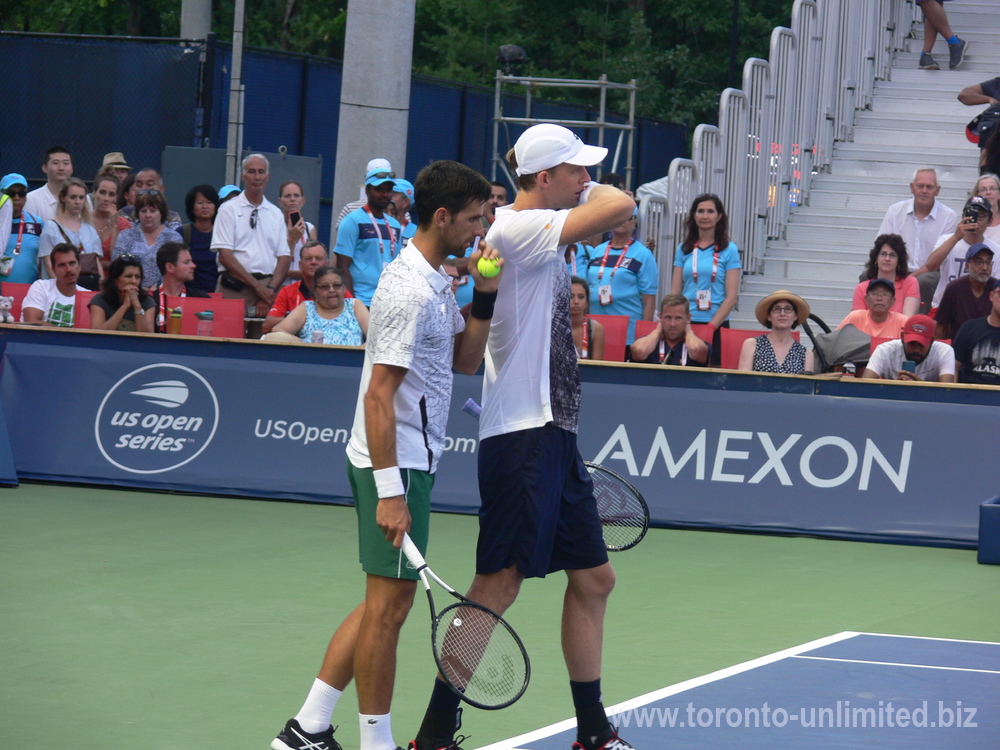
[477,632,999,749]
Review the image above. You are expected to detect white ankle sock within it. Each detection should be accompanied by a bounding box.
[359,712,396,750]
[294,678,343,734]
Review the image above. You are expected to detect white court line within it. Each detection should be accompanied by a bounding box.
[792,654,1000,675]
[474,631,861,750]
[853,631,1000,647]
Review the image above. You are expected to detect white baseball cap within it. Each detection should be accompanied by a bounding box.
[366,158,392,174]
[514,124,607,176]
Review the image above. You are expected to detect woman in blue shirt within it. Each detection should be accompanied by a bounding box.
[672,193,741,363]
[586,210,658,342]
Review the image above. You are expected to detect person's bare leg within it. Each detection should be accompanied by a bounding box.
[316,601,365,689]
[465,565,524,615]
[354,574,417,713]
[562,563,616,681]
[921,0,954,52]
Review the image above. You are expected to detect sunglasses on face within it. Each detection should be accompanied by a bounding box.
[4,188,26,198]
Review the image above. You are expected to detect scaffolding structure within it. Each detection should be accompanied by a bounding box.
[491,72,637,191]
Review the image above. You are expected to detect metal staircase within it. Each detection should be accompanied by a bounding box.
[732,0,999,328]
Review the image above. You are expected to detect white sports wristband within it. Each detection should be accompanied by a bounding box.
[373,466,405,499]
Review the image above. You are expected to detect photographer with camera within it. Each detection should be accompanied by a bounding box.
[916,196,1000,310]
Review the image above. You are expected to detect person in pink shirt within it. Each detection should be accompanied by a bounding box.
[852,234,920,317]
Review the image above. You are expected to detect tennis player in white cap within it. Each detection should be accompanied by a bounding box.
[409,124,639,750]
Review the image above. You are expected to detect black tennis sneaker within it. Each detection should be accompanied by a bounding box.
[406,735,469,750]
[271,719,343,750]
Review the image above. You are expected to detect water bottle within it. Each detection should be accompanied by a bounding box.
[166,307,182,335]
[196,310,214,337]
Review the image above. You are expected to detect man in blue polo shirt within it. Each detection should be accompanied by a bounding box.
[334,169,402,305]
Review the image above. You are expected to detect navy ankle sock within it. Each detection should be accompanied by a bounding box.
[571,680,612,748]
[415,679,463,749]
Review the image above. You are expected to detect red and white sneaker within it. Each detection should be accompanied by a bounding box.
[571,732,637,750]
[405,736,469,750]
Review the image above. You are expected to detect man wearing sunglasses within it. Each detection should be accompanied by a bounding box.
[1,173,44,284]
[211,153,289,320]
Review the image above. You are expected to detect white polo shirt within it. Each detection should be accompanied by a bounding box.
[210,191,287,275]
[346,242,465,473]
[23,186,59,224]
[878,198,958,270]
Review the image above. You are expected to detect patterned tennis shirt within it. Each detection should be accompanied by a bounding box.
[346,242,465,473]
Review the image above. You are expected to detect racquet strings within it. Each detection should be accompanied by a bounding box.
[588,466,647,550]
[434,603,526,708]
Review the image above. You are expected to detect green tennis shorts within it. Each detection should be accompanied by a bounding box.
[347,457,433,580]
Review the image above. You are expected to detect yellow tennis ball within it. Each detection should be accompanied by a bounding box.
[477,257,501,278]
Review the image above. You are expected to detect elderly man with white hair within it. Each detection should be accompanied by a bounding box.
[876,167,959,312]
[211,153,290,319]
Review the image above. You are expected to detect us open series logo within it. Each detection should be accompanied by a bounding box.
[94,364,219,474]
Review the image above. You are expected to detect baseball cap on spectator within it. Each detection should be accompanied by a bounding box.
[966,195,993,217]
[965,242,995,262]
[366,168,395,188]
[901,314,935,346]
[513,124,608,176]
[867,278,895,294]
[392,179,414,201]
[102,152,130,169]
[219,184,241,200]
[1,173,28,191]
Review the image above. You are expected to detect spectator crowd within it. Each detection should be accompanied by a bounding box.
[4,118,1000,388]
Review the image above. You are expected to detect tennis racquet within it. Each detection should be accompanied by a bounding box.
[584,462,650,551]
[400,534,530,710]
[462,399,650,551]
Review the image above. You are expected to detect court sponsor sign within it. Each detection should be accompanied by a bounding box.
[0,331,995,545]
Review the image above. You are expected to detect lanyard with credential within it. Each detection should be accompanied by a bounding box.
[596,237,635,283]
[659,340,688,366]
[11,215,29,255]
[691,245,719,286]
[364,206,395,262]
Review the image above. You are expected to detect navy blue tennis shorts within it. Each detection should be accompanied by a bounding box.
[476,424,609,578]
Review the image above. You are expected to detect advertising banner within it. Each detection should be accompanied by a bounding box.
[2,331,996,546]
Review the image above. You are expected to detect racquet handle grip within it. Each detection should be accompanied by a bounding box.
[462,398,482,420]
[401,533,427,569]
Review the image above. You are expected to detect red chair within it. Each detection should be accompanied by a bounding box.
[1,282,32,322]
[870,336,893,356]
[719,327,800,370]
[690,323,714,344]
[74,290,98,328]
[587,314,630,362]
[166,295,245,338]
[634,319,658,339]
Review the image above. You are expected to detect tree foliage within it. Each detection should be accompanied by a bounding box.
[2,0,794,125]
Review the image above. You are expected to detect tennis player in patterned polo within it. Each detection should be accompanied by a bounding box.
[271,160,500,750]
[410,125,639,750]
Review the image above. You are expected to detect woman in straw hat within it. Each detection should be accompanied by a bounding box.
[738,290,814,374]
